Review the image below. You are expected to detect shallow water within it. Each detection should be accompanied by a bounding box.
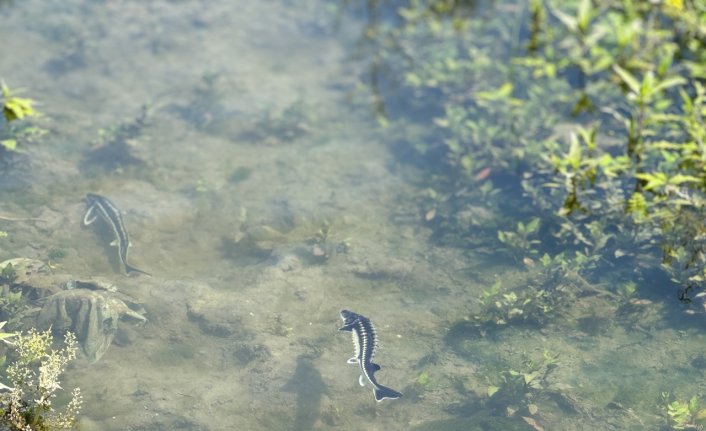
[0,1,704,430]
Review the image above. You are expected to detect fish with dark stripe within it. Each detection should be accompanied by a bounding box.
[83,193,150,276]
[339,309,402,402]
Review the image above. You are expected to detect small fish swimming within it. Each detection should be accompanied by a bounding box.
[339,309,402,402]
[83,193,150,276]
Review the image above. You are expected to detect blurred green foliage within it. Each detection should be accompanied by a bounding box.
[341,0,706,306]
[0,81,44,153]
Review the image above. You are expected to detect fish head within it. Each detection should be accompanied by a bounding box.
[339,309,361,326]
[86,193,102,205]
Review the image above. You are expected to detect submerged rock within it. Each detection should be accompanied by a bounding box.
[1,257,148,363]
[0,258,61,299]
[37,285,146,363]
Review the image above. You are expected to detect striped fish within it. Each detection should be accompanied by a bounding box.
[83,193,150,276]
[339,309,402,402]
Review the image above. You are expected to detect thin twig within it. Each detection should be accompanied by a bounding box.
[0,215,45,222]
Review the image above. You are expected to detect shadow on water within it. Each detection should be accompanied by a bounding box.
[443,319,527,364]
[0,153,30,192]
[218,236,273,266]
[43,38,87,77]
[81,209,128,275]
[79,106,149,175]
[282,356,329,431]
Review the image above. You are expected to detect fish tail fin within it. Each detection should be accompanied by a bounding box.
[374,385,402,402]
[125,264,152,277]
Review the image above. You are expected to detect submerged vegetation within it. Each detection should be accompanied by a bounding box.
[338,0,706,427]
[0,327,81,430]
[342,0,706,310]
[485,350,560,418]
[1,0,706,428]
[662,392,706,430]
[0,81,43,156]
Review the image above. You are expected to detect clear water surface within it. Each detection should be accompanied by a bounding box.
[0,1,703,430]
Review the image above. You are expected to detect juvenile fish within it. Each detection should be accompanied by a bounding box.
[83,193,150,276]
[339,309,402,402]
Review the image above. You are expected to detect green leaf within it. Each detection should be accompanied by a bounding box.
[626,193,648,217]
[0,332,16,341]
[417,370,429,386]
[639,71,655,100]
[481,280,502,300]
[689,396,699,414]
[540,253,552,266]
[635,172,667,190]
[487,386,499,397]
[3,96,38,122]
[652,76,686,95]
[552,8,577,33]
[477,82,513,101]
[460,155,473,172]
[669,174,699,185]
[613,65,640,94]
[526,217,540,234]
[0,139,17,151]
[577,0,592,33]
[567,133,582,170]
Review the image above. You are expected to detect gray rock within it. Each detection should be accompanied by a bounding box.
[37,287,146,363]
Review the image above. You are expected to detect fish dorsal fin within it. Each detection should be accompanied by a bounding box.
[371,363,381,372]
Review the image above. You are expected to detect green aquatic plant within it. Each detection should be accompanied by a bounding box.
[1,82,38,124]
[0,288,24,325]
[497,218,541,262]
[304,219,350,262]
[661,392,706,430]
[333,0,706,427]
[0,328,82,430]
[486,350,559,416]
[0,321,17,391]
[0,81,44,153]
[0,263,17,285]
[46,248,66,263]
[474,249,609,328]
[476,280,553,327]
[354,0,706,297]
